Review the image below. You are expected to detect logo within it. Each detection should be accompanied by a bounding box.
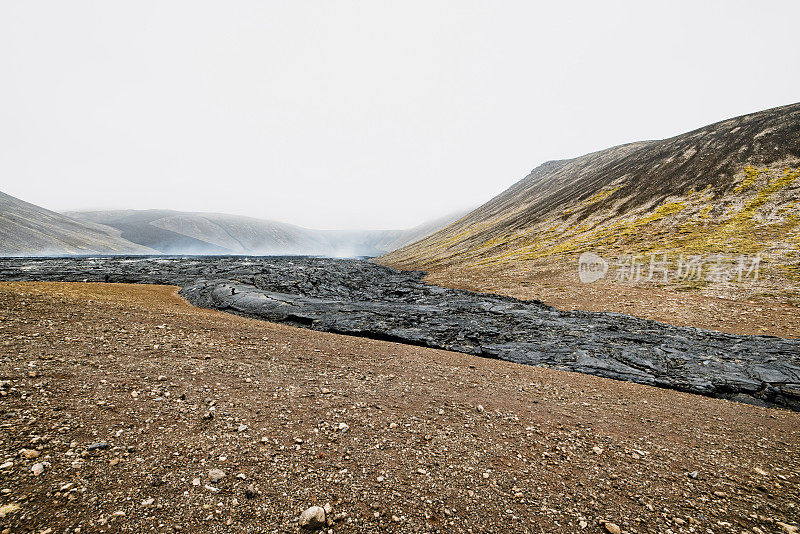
[578,252,608,283]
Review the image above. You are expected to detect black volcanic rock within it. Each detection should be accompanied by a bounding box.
[2,256,799,410]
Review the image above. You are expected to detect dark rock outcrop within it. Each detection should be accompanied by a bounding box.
[2,256,798,409]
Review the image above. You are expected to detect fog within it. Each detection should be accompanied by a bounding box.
[1,1,799,230]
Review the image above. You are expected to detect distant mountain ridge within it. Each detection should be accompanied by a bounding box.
[0,190,465,258]
[66,209,466,257]
[0,191,155,256]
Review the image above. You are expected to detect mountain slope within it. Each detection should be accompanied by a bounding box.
[0,192,154,256]
[379,103,800,303]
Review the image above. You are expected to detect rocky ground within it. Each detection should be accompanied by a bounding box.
[0,281,799,533]
[1,257,799,410]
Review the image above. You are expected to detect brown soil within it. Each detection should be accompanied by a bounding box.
[0,282,798,533]
[400,262,800,340]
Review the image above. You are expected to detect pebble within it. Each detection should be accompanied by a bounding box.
[604,522,621,534]
[299,505,326,530]
[337,423,349,432]
[86,443,110,452]
[141,498,154,506]
[476,405,485,413]
[592,446,604,455]
[208,469,225,483]
[31,463,46,476]
[20,449,40,459]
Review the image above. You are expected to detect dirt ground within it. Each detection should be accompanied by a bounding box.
[0,281,798,533]
[411,264,800,340]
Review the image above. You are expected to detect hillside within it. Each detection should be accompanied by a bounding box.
[0,191,154,256]
[379,103,800,324]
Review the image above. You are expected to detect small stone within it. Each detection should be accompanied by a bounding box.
[592,446,604,455]
[192,478,201,486]
[244,484,259,499]
[237,424,247,432]
[0,462,12,470]
[20,449,39,459]
[141,497,154,506]
[388,422,397,429]
[337,423,349,432]
[476,405,485,413]
[86,442,110,452]
[31,463,45,476]
[208,469,225,483]
[299,505,326,530]
[202,412,213,421]
[604,522,621,534]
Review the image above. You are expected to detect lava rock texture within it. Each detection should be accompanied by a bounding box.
[2,256,799,409]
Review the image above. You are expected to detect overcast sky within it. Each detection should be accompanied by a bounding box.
[1,1,799,230]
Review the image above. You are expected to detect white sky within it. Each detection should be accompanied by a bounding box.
[1,1,799,230]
